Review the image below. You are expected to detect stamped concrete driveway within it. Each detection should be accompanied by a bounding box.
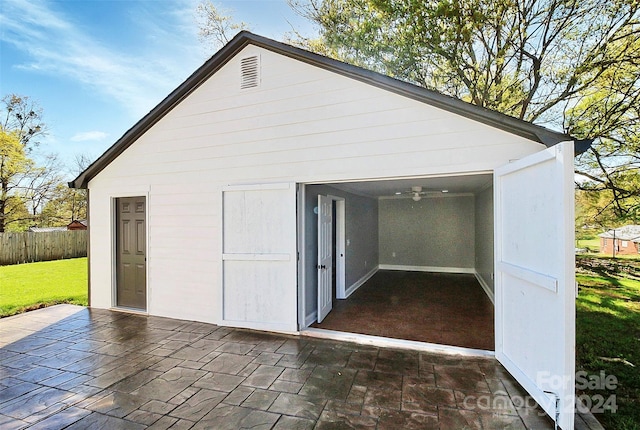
[0,305,601,429]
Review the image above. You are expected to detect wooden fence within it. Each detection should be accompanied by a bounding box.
[0,230,88,265]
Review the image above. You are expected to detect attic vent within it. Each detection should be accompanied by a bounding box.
[240,56,260,89]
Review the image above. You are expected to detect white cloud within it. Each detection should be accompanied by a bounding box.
[70,131,109,142]
[0,0,205,119]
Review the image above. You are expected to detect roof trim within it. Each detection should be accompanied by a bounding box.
[69,31,583,189]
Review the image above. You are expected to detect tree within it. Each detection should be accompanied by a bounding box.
[196,1,249,50]
[21,154,65,226]
[0,93,52,231]
[41,184,87,226]
[568,38,640,220]
[0,129,34,232]
[41,154,90,225]
[288,0,640,217]
[1,94,47,150]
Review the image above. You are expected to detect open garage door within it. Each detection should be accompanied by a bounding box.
[494,141,575,429]
[222,183,298,332]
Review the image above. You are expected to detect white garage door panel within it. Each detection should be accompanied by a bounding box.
[499,155,560,275]
[223,260,294,326]
[222,183,297,333]
[501,272,562,378]
[223,185,294,254]
[494,142,575,430]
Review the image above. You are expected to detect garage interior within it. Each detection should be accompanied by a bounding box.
[302,174,496,351]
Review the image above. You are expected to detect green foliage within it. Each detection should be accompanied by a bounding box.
[0,129,35,232]
[0,129,29,181]
[0,258,88,317]
[570,35,640,221]
[0,93,88,231]
[40,183,87,226]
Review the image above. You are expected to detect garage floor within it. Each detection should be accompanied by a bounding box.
[312,271,495,350]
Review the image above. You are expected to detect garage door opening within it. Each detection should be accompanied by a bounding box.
[299,174,495,352]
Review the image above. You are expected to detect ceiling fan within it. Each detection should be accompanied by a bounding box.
[396,186,449,201]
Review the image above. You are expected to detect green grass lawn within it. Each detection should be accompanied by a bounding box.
[576,256,640,430]
[0,258,88,317]
[577,237,601,252]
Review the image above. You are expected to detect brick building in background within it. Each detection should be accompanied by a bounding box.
[599,225,640,255]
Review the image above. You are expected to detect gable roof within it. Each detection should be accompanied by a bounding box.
[69,31,589,189]
[599,225,640,241]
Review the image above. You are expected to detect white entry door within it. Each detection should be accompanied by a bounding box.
[222,183,298,333]
[494,141,575,430]
[317,195,333,323]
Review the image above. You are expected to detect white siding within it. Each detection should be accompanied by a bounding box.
[88,44,545,328]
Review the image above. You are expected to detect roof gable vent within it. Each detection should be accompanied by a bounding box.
[240,55,260,89]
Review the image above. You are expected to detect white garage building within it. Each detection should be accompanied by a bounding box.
[70,32,589,429]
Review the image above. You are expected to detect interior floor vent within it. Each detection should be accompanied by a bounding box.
[240,56,260,89]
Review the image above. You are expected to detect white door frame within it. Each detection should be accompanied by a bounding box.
[110,191,150,314]
[327,195,346,299]
[297,186,347,328]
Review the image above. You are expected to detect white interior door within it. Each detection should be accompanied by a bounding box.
[222,183,298,333]
[494,141,575,429]
[317,195,333,323]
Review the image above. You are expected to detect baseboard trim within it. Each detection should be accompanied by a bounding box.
[378,264,475,274]
[345,266,379,298]
[474,272,495,304]
[302,328,494,357]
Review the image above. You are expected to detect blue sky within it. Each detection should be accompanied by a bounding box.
[0,0,315,176]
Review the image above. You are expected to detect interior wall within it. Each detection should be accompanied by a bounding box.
[474,185,495,297]
[378,195,475,270]
[304,185,379,323]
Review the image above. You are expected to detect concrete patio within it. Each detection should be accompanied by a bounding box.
[0,305,602,429]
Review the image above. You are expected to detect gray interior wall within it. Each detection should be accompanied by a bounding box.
[378,196,475,269]
[474,185,494,295]
[304,185,379,323]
